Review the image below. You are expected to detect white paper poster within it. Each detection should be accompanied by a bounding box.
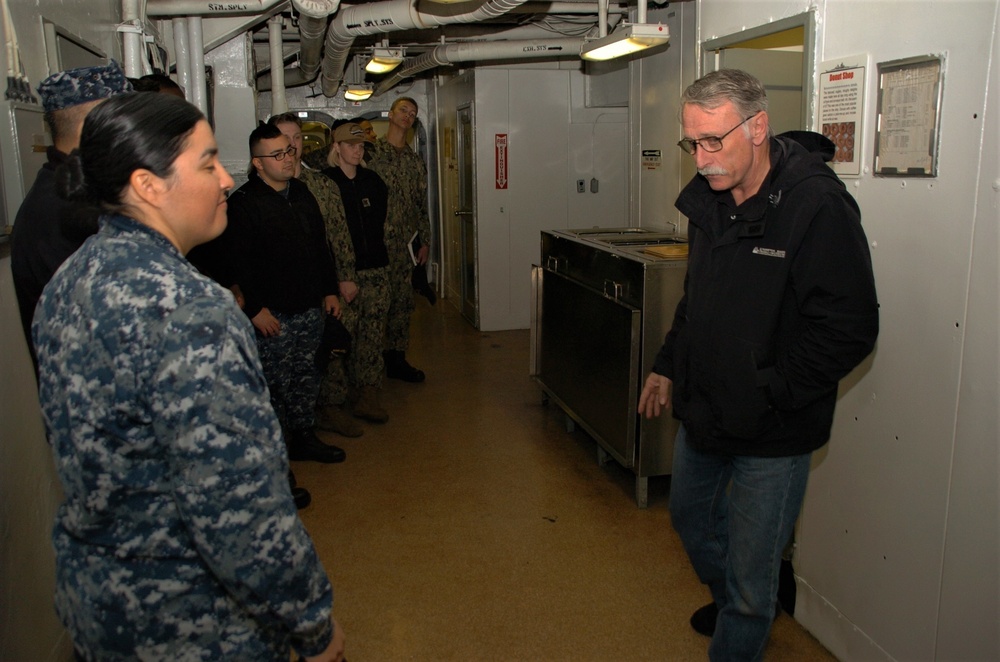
[819,57,867,177]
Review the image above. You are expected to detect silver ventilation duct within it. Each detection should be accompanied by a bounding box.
[319,0,533,97]
[374,37,585,95]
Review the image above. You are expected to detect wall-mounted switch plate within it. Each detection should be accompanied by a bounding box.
[576,179,586,193]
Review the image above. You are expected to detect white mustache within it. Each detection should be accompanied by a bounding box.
[699,166,729,176]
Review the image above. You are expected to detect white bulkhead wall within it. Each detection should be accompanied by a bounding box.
[444,62,628,331]
[631,1,998,660]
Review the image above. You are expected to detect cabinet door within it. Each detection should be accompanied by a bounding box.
[536,268,641,467]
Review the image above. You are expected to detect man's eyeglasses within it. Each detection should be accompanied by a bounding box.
[677,113,757,155]
[253,146,297,161]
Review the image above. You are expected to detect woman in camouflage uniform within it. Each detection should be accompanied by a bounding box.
[33,93,345,661]
[323,123,393,423]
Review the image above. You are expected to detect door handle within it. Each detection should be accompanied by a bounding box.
[546,256,565,272]
[454,210,473,216]
[604,279,623,300]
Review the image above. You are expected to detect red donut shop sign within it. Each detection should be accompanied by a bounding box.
[495,134,508,190]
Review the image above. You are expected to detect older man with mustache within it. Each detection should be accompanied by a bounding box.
[638,69,879,661]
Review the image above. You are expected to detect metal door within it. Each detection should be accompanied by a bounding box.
[456,104,478,326]
[535,267,642,468]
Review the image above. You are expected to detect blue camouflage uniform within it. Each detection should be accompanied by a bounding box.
[33,214,334,660]
[223,172,339,437]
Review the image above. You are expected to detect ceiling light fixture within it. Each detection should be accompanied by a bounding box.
[580,23,670,61]
[366,47,404,74]
[344,84,374,101]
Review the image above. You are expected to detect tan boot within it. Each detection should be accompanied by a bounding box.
[353,386,388,423]
[316,405,364,438]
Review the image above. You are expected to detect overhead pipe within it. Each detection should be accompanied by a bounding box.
[383,0,628,44]
[293,0,339,18]
[260,22,581,91]
[294,0,335,81]
[121,0,144,77]
[172,17,192,100]
[268,15,288,113]
[636,0,648,24]
[188,16,208,114]
[320,0,533,97]
[506,1,626,13]
[257,0,337,91]
[391,18,622,44]
[374,37,584,95]
[146,0,287,16]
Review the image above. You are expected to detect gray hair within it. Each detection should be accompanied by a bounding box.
[681,69,769,118]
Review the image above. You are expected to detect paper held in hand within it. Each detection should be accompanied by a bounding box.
[407,231,420,266]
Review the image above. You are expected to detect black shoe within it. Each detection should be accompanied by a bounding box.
[385,350,425,383]
[292,486,312,509]
[689,601,782,637]
[690,602,718,637]
[287,429,346,464]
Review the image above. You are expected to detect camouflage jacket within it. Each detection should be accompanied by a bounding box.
[299,167,388,282]
[298,165,360,283]
[33,214,334,660]
[365,137,431,261]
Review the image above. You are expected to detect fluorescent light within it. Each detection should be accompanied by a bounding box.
[344,84,373,101]
[366,48,404,74]
[580,23,670,62]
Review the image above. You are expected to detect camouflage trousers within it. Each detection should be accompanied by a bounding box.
[384,254,415,352]
[318,267,389,408]
[256,307,323,433]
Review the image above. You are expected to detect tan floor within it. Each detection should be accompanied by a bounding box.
[293,298,836,662]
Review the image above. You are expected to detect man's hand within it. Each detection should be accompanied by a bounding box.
[339,281,359,304]
[638,372,672,419]
[304,617,345,662]
[416,244,430,266]
[324,295,341,318]
[229,284,245,310]
[252,307,280,337]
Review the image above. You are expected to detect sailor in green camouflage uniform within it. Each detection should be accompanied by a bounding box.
[365,97,431,383]
[323,123,393,423]
[33,93,344,661]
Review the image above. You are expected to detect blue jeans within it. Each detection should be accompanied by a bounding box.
[669,424,812,662]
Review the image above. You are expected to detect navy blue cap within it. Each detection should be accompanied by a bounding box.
[37,61,132,112]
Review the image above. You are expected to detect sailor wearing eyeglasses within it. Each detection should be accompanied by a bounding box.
[217,122,347,466]
[639,69,879,661]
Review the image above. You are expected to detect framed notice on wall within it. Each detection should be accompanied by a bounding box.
[819,56,867,177]
[873,55,944,177]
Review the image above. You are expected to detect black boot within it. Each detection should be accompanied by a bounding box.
[384,349,425,383]
[288,470,311,509]
[287,429,346,463]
